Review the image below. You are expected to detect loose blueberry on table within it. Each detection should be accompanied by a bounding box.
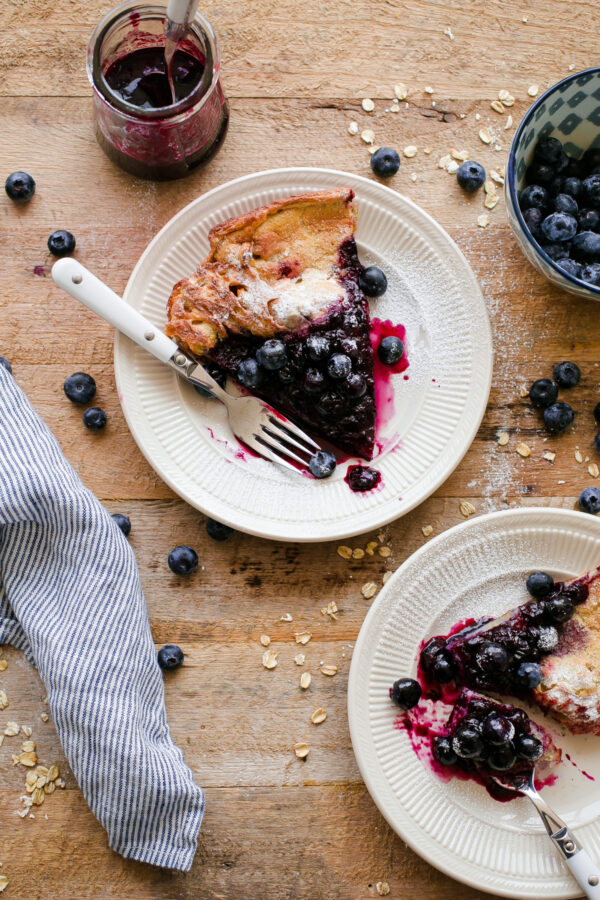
[579,487,600,515]
[553,360,580,388]
[529,378,558,409]
[370,147,400,178]
[111,513,131,536]
[168,545,198,575]
[157,644,184,670]
[5,171,35,203]
[594,433,600,455]
[0,355,12,374]
[47,229,76,257]
[83,407,107,431]
[206,518,234,541]
[456,160,486,192]
[543,400,574,433]
[595,402,600,427]
[64,372,96,404]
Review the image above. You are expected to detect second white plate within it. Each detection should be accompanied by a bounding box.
[115,168,492,541]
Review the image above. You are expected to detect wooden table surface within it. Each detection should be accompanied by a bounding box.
[2,1,600,897]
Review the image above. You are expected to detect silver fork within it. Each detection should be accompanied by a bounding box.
[491,770,600,898]
[51,258,323,474]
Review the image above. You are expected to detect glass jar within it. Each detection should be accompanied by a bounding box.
[87,2,229,180]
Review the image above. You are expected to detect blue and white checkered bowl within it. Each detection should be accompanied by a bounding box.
[505,67,600,300]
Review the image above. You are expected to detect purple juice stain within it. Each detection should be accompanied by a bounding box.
[104,46,204,109]
[33,265,47,277]
[344,464,381,492]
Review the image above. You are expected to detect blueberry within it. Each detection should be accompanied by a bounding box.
[572,231,600,260]
[316,391,344,418]
[516,661,543,688]
[582,263,600,286]
[564,582,589,605]
[562,177,582,200]
[193,362,226,397]
[338,337,359,358]
[522,207,543,240]
[541,212,578,243]
[256,339,288,371]
[557,258,583,278]
[47,229,76,257]
[206,518,234,541]
[475,642,509,673]
[0,356,12,374]
[565,157,585,179]
[377,336,404,365]
[433,736,457,766]
[482,714,515,747]
[456,160,486,192]
[553,360,581,388]
[111,513,131,536]
[237,358,263,389]
[303,367,325,393]
[488,747,517,771]
[543,401,574,433]
[306,335,330,361]
[594,433,600,454]
[515,733,543,761]
[547,174,565,197]
[157,644,184,670]
[535,137,564,165]
[526,163,555,186]
[451,724,484,759]
[390,677,422,710]
[308,450,337,479]
[519,184,550,212]
[168,545,198,575]
[347,373,367,396]
[542,242,571,261]
[545,595,574,625]
[327,353,352,380]
[529,378,558,409]
[63,372,96,404]
[553,193,578,215]
[278,365,295,384]
[82,407,107,430]
[583,174,600,208]
[359,265,388,297]
[432,655,455,683]
[579,486,600,515]
[370,147,400,178]
[537,626,559,652]
[5,171,35,203]
[595,402,600,426]
[526,571,554,598]
[578,209,600,231]
[420,637,447,673]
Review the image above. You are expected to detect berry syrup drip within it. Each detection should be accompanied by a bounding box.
[104,45,204,109]
[344,464,381,492]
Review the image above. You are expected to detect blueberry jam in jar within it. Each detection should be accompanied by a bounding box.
[87,2,229,180]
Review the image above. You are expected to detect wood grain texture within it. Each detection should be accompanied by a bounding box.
[2,0,600,897]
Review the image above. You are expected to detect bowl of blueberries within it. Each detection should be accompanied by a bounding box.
[506,67,600,299]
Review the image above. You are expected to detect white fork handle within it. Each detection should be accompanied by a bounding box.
[566,850,600,898]
[52,258,178,365]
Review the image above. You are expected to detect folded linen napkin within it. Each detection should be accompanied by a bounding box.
[0,366,204,870]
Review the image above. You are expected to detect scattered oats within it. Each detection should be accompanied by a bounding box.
[498,432,510,446]
[25,771,37,789]
[376,883,391,897]
[352,547,365,559]
[569,64,575,71]
[378,533,385,543]
[485,193,499,210]
[19,751,37,767]
[477,214,489,228]
[21,741,35,753]
[519,385,529,398]
[589,463,600,478]
[44,780,56,795]
[0,690,8,711]
[423,147,433,155]
[300,672,312,690]
[17,809,28,818]
[443,26,454,39]
[543,451,556,463]
[368,145,379,155]
[491,100,505,114]
[321,601,339,620]
[459,500,477,517]
[0,736,3,748]
[31,787,45,806]
[498,89,515,106]
[262,649,278,670]
[21,726,32,738]
[479,128,492,144]
[504,115,513,130]
[0,875,8,893]
[321,664,338,676]
[260,634,271,647]
[424,86,435,94]
[294,653,306,665]
[47,765,59,782]
[0,660,6,672]
[40,713,49,723]
[558,479,566,485]
[295,632,312,645]
[348,120,359,135]
[382,571,392,584]
[378,546,391,558]
[475,112,481,120]
[365,541,378,556]
[280,613,293,622]
[360,129,375,144]
[362,98,375,112]
[451,149,470,161]
[361,581,378,599]
[394,83,408,100]
[410,173,418,182]
[4,722,18,737]
[337,545,352,559]
[446,160,459,174]
[528,85,539,97]
[403,145,418,158]
[311,707,327,725]
[422,525,434,537]
[484,179,496,194]
[55,778,66,789]
[490,169,505,185]
[294,742,310,759]
[522,15,528,22]
[575,449,584,464]
[438,154,452,169]
[516,443,531,458]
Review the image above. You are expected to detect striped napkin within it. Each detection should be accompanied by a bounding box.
[0,366,204,870]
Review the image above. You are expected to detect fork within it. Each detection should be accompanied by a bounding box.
[491,770,600,897]
[51,258,323,474]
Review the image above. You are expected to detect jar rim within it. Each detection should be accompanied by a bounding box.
[87,1,221,121]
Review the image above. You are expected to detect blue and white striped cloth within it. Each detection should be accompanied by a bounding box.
[0,366,204,870]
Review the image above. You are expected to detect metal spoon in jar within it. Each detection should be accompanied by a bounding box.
[164,0,200,102]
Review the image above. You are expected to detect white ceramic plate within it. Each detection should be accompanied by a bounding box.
[348,507,600,898]
[114,168,492,541]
